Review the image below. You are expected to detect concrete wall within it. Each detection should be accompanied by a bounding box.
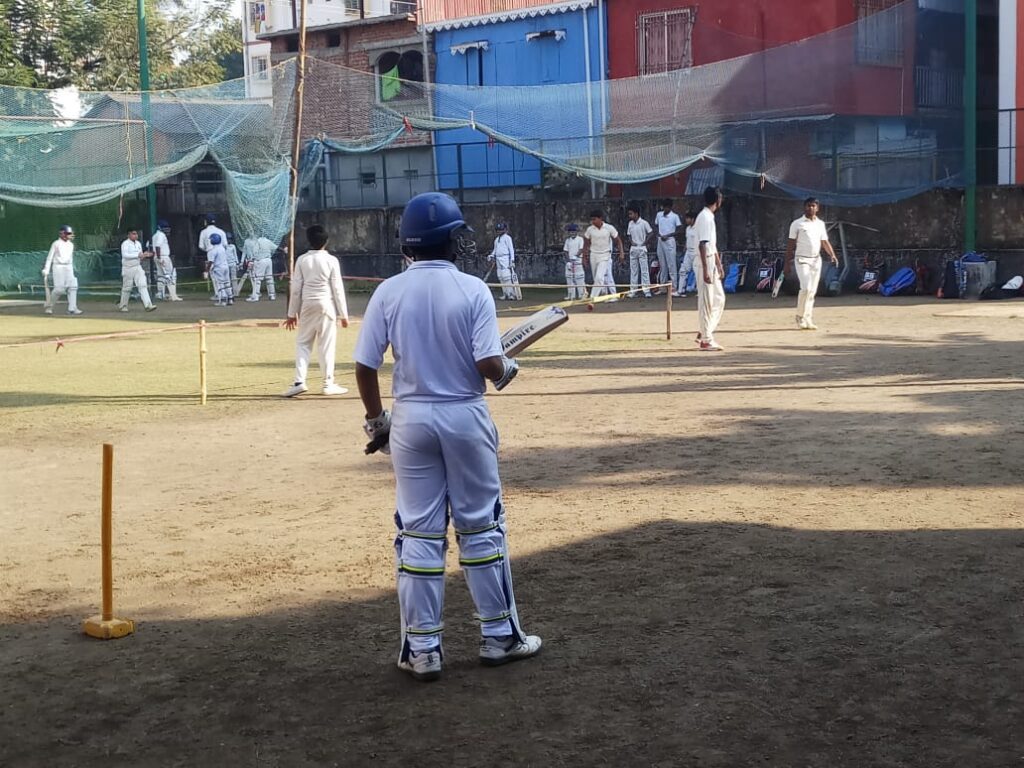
[296,186,1024,290]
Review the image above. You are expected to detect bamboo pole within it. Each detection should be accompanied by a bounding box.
[286,0,309,281]
[199,320,208,405]
[665,284,672,341]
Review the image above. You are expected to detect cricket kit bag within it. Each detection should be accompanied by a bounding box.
[723,261,747,294]
[859,258,885,294]
[755,258,780,293]
[879,267,917,297]
[938,259,962,299]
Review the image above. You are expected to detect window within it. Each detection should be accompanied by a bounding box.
[344,0,360,10]
[286,36,299,53]
[360,170,377,186]
[855,0,903,66]
[252,55,270,80]
[376,50,425,103]
[637,8,695,76]
[465,47,484,86]
[326,31,341,47]
[248,2,267,36]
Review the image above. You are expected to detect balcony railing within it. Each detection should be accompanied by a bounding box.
[915,66,963,109]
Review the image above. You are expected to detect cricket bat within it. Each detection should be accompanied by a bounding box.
[481,262,495,283]
[510,265,523,301]
[43,273,51,310]
[771,272,784,299]
[501,305,569,358]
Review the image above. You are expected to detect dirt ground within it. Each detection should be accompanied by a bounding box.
[1,289,1022,767]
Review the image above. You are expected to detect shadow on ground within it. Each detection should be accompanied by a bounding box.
[1,521,1020,768]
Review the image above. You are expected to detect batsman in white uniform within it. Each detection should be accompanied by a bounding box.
[197,213,227,300]
[695,187,726,352]
[243,235,278,302]
[118,230,156,312]
[283,226,349,397]
[204,233,234,306]
[562,223,587,300]
[626,204,653,298]
[582,209,625,302]
[655,199,682,296]
[354,192,541,683]
[487,223,519,300]
[152,220,182,301]
[676,210,698,298]
[42,225,82,315]
[785,197,838,331]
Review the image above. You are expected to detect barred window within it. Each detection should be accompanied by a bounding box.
[637,8,696,76]
[855,0,904,66]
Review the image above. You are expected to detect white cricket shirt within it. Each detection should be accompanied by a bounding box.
[206,244,229,272]
[246,237,276,261]
[198,225,227,253]
[564,236,584,264]
[120,239,144,271]
[151,230,170,258]
[627,218,652,248]
[655,210,682,237]
[694,208,718,255]
[354,260,502,403]
[288,249,349,320]
[684,225,698,257]
[789,216,829,262]
[44,239,74,271]
[584,223,619,262]
[492,234,515,262]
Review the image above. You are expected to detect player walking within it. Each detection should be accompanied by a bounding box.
[354,192,541,683]
[563,223,587,300]
[626,204,653,298]
[695,187,726,352]
[785,197,838,331]
[204,233,234,307]
[41,225,83,315]
[283,225,349,397]
[117,229,157,313]
[654,199,682,296]
[487,222,519,300]
[582,209,625,302]
[676,210,698,298]
[243,235,279,302]
[152,220,183,302]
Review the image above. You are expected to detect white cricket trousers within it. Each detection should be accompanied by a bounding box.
[677,250,696,294]
[657,238,679,288]
[628,246,652,296]
[695,256,726,343]
[210,264,233,303]
[590,258,616,299]
[46,265,79,312]
[796,258,823,325]
[495,257,517,299]
[293,308,337,386]
[389,398,527,663]
[251,258,276,300]
[565,262,587,299]
[119,265,153,309]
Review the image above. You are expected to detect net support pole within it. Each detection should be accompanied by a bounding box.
[199,320,208,406]
[964,0,978,253]
[287,0,310,282]
[137,0,158,284]
[82,444,134,640]
[665,285,672,341]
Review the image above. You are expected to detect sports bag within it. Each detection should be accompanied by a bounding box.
[879,267,917,297]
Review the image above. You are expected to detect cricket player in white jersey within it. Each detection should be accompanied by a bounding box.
[354,192,541,682]
[562,223,587,300]
[785,197,838,331]
[487,222,519,300]
[654,199,682,296]
[694,187,726,352]
[677,210,698,298]
[118,229,157,313]
[243,235,278,302]
[204,233,234,307]
[197,213,227,300]
[625,203,653,298]
[582,209,625,301]
[42,225,83,315]
[152,220,183,302]
[283,226,349,397]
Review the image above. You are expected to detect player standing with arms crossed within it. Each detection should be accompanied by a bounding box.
[118,229,157,313]
[654,199,682,296]
[41,225,83,315]
[582,209,625,302]
[283,225,349,397]
[625,204,654,298]
[695,187,725,352]
[354,192,541,682]
[562,223,587,300]
[785,197,838,331]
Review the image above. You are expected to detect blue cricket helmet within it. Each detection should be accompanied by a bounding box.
[400,192,469,248]
[566,223,579,232]
[209,233,222,245]
[205,213,217,224]
[158,219,170,230]
[59,224,73,234]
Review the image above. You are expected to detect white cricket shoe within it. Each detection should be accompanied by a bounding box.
[246,296,260,302]
[479,634,543,667]
[804,321,819,331]
[44,307,53,315]
[398,648,442,682]
[119,307,129,313]
[322,383,348,396]
[282,382,308,398]
[68,309,83,315]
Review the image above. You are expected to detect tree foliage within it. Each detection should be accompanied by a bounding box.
[1,0,243,90]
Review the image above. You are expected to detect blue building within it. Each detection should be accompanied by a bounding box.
[427,1,607,196]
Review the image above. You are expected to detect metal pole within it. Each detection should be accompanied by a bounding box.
[138,0,158,287]
[288,0,309,283]
[964,0,977,252]
[582,7,596,199]
[101,443,114,622]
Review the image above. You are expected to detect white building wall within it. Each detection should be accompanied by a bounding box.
[998,0,1019,184]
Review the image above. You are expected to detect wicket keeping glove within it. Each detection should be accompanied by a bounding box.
[363,410,392,455]
[493,356,519,392]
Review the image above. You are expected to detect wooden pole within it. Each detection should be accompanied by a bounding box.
[286,0,309,282]
[665,284,672,341]
[199,320,208,405]
[101,443,114,622]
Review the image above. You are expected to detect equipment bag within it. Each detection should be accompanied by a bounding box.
[685,269,697,294]
[755,258,777,292]
[723,262,746,294]
[879,266,917,297]
[938,259,961,299]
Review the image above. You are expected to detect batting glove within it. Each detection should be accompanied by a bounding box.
[493,356,519,392]
[363,410,392,455]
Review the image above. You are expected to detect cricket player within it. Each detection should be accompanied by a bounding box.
[563,223,587,300]
[695,187,726,352]
[676,210,698,298]
[487,222,519,300]
[41,225,83,315]
[654,199,682,296]
[197,213,226,299]
[225,233,242,295]
[625,204,653,298]
[582,209,625,302]
[118,229,156,313]
[204,233,234,307]
[785,197,838,331]
[354,192,540,683]
[243,235,279,302]
[152,220,182,302]
[283,226,349,397]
